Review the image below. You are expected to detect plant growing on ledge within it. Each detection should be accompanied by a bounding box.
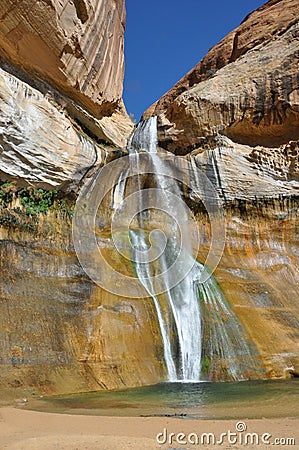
[0,181,74,231]
[19,188,58,215]
[0,181,17,204]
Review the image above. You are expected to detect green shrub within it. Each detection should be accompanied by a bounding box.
[18,188,58,216]
[0,181,74,231]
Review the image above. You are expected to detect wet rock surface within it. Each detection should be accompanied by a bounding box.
[0,0,298,394]
[0,215,164,395]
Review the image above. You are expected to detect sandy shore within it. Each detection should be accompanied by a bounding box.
[0,407,298,449]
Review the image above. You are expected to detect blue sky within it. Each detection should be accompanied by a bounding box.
[123,0,265,121]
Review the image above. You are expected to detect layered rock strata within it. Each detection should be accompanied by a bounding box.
[143,0,299,379]
[0,0,299,397]
[0,212,164,396]
[145,0,299,154]
[0,0,133,147]
[0,68,102,191]
[0,0,138,396]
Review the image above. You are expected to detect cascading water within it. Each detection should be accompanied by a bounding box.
[115,117,260,382]
[127,117,202,381]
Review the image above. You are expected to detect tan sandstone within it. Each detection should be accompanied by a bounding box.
[0,0,133,146]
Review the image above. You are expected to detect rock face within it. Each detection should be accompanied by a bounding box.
[0,0,299,397]
[142,0,299,379]
[145,0,299,154]
[0,213,164,395]
[0,0,133,147]
[188,138,299,202]
[0,0,139,397]
[194,199,299,379]
[0,68,103,191]
[219,204,299,380]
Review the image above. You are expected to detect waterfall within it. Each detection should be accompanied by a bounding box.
[112,169,128,211]
[127,117,202,381]
[119,117,260,382]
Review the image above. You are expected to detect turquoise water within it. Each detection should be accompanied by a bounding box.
[27,379,299,419]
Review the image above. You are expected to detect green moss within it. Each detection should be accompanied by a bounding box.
[0,181,75,232]
[201,356,211,375]
[197,287,205,302]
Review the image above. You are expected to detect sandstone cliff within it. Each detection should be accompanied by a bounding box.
[145,0,299,156]
[0,0,133,148]
[0,212,164,395]
[143,0,299,379]
[0,0,141,398]
[0,0,299,399]
[0,68,102,191]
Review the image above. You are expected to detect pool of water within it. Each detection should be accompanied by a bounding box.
[26,379,299,419]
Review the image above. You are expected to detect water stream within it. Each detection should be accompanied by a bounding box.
[114,117,260,382]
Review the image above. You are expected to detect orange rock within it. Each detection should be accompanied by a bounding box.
[144,0,299,154]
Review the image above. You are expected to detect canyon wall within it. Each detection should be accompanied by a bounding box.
[0,212,164,396]
[0,0,157,399]
[145,0,299,153]
[144,0,299,378]
[0,0,299,399]
[0,0,133,148]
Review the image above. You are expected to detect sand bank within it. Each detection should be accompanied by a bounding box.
[0,407,298,449]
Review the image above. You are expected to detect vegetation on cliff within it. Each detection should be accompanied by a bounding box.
[0,181,74,231]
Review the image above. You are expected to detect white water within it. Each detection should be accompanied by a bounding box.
[128,117,202,381]
[122,117,260,382]
[130,230,177,381]
[112,169,128,211]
